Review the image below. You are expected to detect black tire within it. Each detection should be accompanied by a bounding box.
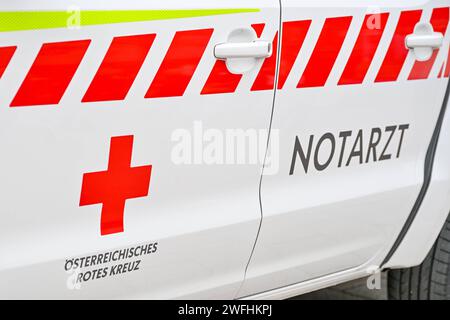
[388,213,450,300]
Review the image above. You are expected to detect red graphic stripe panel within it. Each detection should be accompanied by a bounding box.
[278,20,311,89]
[408,7,450,80]
[297,16,352,88]
[375,10,422,82]
[11,40,90,107]
[339,13,389,85]
[251,32,278,91]
[146,29,213,98]
[0,46,16,78]
[83,34,155,102]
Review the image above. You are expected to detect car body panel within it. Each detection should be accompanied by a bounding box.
[0,0,279,299]
[239,0,450,297]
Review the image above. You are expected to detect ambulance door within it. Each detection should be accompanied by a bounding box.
[240,0,450,296]
[0,1,279,298]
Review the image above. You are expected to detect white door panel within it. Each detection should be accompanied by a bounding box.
[0,1,279,298]
[240,0,450,296]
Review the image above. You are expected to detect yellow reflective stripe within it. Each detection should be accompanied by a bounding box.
[0,9,260,32]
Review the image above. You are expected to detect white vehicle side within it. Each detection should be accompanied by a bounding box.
[0,0,449,300]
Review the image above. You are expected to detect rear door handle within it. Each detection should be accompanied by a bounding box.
[214,41,272,59]
[406,33,443,49]
[406,22,444,61]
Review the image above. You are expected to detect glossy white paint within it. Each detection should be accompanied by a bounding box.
[0,0,279,299]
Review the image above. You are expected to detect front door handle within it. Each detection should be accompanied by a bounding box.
[214,27,271,74]
[214,41,272,59]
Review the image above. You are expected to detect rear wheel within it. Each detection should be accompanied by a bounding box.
[388,214,450,300]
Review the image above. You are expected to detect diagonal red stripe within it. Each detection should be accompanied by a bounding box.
[82,34,155,103]
[10,40,90,107]
[252,23,265,38]
[445,46,450,77]
[0,46,16,78]
[375,10,422,83]
[408,7,450,80]
[339,13,389,85]
[251,32,278,91]
[201,60,242,95]
[145,29,213,98]
[297,16,352,88]
[277,20,311,89]
[438,62,444,78]
[201,24,266,95]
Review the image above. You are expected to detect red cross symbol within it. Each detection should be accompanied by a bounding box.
[79,135,152,236]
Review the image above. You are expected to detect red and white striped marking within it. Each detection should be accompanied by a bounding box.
[10,40,90,107]
[339,13,389,85]
[82,34,156,102]
[1,7,449,108]
[146,29,213,98]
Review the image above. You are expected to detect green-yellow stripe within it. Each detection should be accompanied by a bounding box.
[0,9,260,32]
